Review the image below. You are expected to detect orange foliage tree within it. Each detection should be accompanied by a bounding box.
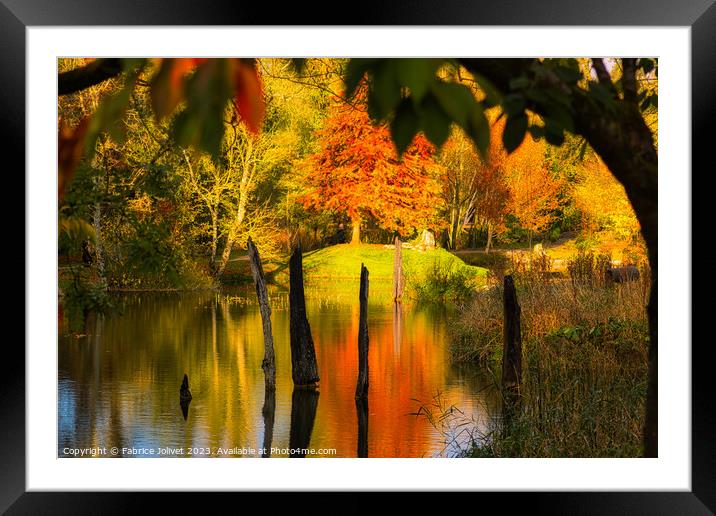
[501,128,564,248]
[299,97,443,244]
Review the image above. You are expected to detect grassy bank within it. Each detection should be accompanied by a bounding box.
[447,252,650,457]
[224,243,489,301]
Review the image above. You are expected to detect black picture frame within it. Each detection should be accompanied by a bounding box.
[4,0,712,512]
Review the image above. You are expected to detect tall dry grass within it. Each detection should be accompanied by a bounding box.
[445,250,651,457]
[451,250,650,363]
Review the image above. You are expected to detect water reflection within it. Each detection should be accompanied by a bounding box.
[356,396,369,458]
[261,383,276,458]
[180,398,191,421]
[58,287,499,457]
[288,388,320,457]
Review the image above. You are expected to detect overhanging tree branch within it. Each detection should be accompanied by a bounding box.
[621,58,637,102]
[58,58,124,95]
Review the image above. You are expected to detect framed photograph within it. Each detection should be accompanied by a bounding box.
[5,0,712,511]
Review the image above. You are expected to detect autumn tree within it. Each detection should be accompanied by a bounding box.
[501,131,564,248]
[299,95,443,244]
[573,154,641,244]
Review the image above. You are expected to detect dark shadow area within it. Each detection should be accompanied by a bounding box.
[288,388,320,458]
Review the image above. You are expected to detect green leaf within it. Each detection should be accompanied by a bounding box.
[84,68,142,155]
[344,58,376,100]
[369,61,401,120]
[509,76,530,90]
[638,58,655,75]
[554,65,583,84]
[418,94,451,148]
[543,102,574,132]
[396,58,437,103]
[466,105,490,157]
[502,113,528,153]
[543,120,565,146]
[391,98,419,157]
[502,94,526,116]
[431,81,477,127]
[528,124,545,140]
[471,73,502,108]
[171,59,234,160]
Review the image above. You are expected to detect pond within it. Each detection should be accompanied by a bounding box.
[58,286,499,458]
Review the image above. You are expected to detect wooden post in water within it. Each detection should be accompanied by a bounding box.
[247,237,276,389]
[355,264,369,399]
[502,275,522,399]
[289,243,320,387]
[393,236,404,301]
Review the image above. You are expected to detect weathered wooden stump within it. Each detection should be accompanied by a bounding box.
[261,380,276,458]
[289,244,320,387]
[502,275,522,398]
[288,388,320,458]
[356,396,369,458]
[247,237,276,389]
[179,373,192,401]
[355,264,369,399]
[393,236,405,301]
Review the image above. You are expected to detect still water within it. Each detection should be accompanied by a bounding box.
[58,286,499,458]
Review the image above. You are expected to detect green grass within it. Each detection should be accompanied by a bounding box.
[290,243,485,282]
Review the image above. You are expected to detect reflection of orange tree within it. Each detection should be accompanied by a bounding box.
[308,301,457,457]
[298,94,444,244]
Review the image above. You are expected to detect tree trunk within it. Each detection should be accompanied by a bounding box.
[485,223,493,254]
[288,244,320,387]
[215,165,251,278]
[288,388,320,457]
[393,236,404,301]
[247,237,276,389]
[209,209,218,274]
[356,264,369,399]
[350,215,361,244]
[92,202,106,287]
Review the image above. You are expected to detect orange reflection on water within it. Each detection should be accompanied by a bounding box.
[59,287,498,458]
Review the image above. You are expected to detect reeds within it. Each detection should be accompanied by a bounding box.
[443,251,650,457]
